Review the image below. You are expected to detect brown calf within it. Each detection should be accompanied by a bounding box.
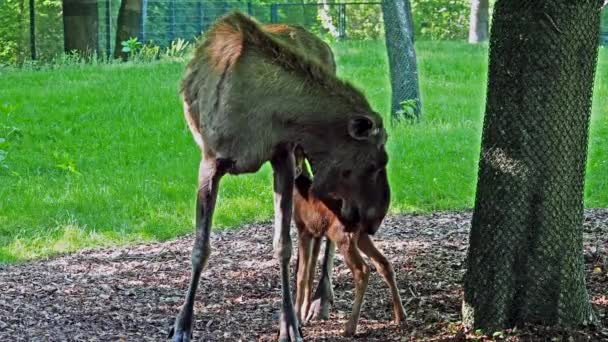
[292,153,406,336]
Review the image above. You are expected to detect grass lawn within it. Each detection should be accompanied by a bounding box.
[0,41,606,263]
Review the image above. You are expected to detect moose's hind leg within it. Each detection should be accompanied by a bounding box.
[306,238,335,322]
[271,144,302,342]
[170,158,229,342]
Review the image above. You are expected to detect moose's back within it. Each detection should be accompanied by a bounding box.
[181,17,336,173]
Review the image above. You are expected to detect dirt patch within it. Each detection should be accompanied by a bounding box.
[1,210,607,341]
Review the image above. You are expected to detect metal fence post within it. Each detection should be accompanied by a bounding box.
[270,4,278,23]
[141,0,148,42]
[105,0,111,58]
[169,0,176,43]
[29,0,36,60]
[338,3,346,39]
[198,1,204,32]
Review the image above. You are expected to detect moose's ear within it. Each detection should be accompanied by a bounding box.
[348,115,376,140]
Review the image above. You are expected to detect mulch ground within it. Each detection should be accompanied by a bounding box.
[1,210,607,341]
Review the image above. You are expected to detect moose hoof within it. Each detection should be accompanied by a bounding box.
[169,327,192,342]
[169,320,193,342]
[278,312,303,342]
[342,324,356,337]
[306,298,331,321]
[394,314,407,327]
[278,328,303,342]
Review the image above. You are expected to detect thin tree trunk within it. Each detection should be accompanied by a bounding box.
[468,0,489,43]
[382,0,421,120]
[463,0,603,331]
[18,0,25,64]
[114,0,143,60]
[62,0,99,55]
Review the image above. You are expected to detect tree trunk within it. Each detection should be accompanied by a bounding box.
[468,0,489,43]
[62,0,99,55]
[463,0,603,331]
[18,0,25,63]
[114,0,143,60]
[382,0,421,120]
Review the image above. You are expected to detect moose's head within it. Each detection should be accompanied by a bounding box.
[307,113,390,234]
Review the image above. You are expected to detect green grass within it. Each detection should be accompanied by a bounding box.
[0,41,606,263]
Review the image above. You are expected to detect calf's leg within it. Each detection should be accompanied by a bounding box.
[306,238,335,321]
[271,145,302,342]
[301,236,321,321]
[171,157,229,342]
[337,234,369,337]
[358,234,406,324]
[295,229,313,322]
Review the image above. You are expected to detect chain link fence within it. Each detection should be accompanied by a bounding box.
[98,1,385,57]
[6,1,386,61]
[2,1,607,63]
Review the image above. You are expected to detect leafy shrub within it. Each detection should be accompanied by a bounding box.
[121,37,143,56]
[164,38,191,59]
[411,0,470,40]
[346,4,384,40]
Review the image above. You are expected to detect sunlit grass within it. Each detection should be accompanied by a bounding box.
[0,42,606,263]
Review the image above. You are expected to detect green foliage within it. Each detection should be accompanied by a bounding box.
[411,0,469,40]
[0,0,64,64]
[346,4,384,40]
[121,37,143,55]
[395,99,419,122]
[0,0,26,65]
[137,42,161,62]
[164,38,191,59]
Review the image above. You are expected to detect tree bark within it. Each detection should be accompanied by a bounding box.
[114,0,143,60]
[468,0,489,43]
[62,0,99,55]
[463,0,603,331]
[382,0,421,120]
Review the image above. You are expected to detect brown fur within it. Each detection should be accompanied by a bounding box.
[292,163,406,336]
[182,12,363,112]
[206,22,244,72]
[263,23,294,34]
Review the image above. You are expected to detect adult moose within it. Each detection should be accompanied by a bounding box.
[171,12,389,341]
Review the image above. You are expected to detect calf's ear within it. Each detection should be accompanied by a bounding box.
[348,115,376,140]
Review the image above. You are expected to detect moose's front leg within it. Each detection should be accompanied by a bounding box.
[271,145,303,342]
[171,158,228,342]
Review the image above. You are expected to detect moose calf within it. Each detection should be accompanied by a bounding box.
[292,152,406,336]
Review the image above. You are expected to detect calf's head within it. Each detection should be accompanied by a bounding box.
[308,114,390,234]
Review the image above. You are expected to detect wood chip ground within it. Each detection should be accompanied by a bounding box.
[1,211,606,341]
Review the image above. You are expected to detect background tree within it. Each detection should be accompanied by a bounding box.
[382,0,422,120]
[463,0,603,331]
[62,0,98,54]
[114,0,143,60]
[468,0,489,43]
